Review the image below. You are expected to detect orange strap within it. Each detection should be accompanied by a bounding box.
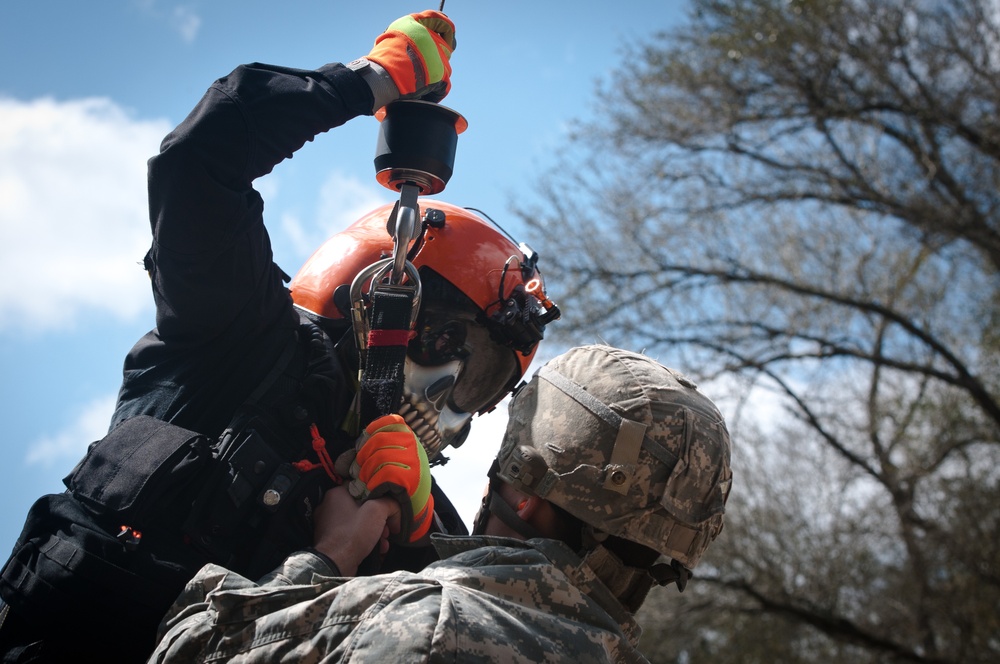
[292,424,342,485]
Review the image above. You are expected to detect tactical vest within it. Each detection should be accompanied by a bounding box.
[0,314,353,661]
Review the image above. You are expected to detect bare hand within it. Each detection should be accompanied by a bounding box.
[312,485,401,576]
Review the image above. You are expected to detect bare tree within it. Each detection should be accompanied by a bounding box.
[517,0,1000,661]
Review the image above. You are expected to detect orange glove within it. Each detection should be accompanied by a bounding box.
[364,10,456,104]
[348,414,435,543]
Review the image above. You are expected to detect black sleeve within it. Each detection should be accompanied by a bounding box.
[145,63,374,344]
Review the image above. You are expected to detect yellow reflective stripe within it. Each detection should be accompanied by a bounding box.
[386,15,447,83]
[414,438,432,510]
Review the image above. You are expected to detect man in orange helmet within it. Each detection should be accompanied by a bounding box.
[0,9,557,664]
[291,199,559,461]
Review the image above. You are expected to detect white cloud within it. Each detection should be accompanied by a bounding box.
[280,171,392,259]
[25,394,117,468]
[172,6,201,43]
[0,97,169,332]
[134,1,202,42]
[317,172,393,237]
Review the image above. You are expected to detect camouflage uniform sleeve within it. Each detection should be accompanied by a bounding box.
[424,539,650,663]
[148,562,446,662]
[256,549,341,584]
[150,564,245,663]
[150,552,342,662]
[150,541,649,663]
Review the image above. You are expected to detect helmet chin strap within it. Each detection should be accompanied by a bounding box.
[472,463,544,540]
[474,459,692,614]
[580,525,693,613]
[483,488,544,539]
[579,544,659,614]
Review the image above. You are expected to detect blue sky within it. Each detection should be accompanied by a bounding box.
[0,0,688,553]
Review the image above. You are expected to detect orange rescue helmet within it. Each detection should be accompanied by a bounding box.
[290,200,559,446]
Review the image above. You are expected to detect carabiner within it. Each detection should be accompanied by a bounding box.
[348,257,422,361]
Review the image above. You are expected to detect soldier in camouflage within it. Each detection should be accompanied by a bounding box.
[148,345,734,663]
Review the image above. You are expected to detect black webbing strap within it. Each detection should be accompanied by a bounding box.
[358,288,414,425]
[244,328,300,406]
[356,287,415,577]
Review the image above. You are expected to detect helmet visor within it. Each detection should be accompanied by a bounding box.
[409,307,519,414]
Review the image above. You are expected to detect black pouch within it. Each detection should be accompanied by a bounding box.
[0,416,213,661]
[182,417,334,579]
[64,415,212,537]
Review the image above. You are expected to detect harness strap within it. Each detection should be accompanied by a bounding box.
[359,288,414,424]
[244,328,300,406]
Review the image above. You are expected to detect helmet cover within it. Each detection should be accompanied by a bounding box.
[496,345,732,569]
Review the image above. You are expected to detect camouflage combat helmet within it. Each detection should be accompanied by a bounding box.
[496,345,733,571]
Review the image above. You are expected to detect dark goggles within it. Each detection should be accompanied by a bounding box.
[409,308,520,414]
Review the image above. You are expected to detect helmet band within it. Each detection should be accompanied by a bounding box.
[538,365,651,495]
